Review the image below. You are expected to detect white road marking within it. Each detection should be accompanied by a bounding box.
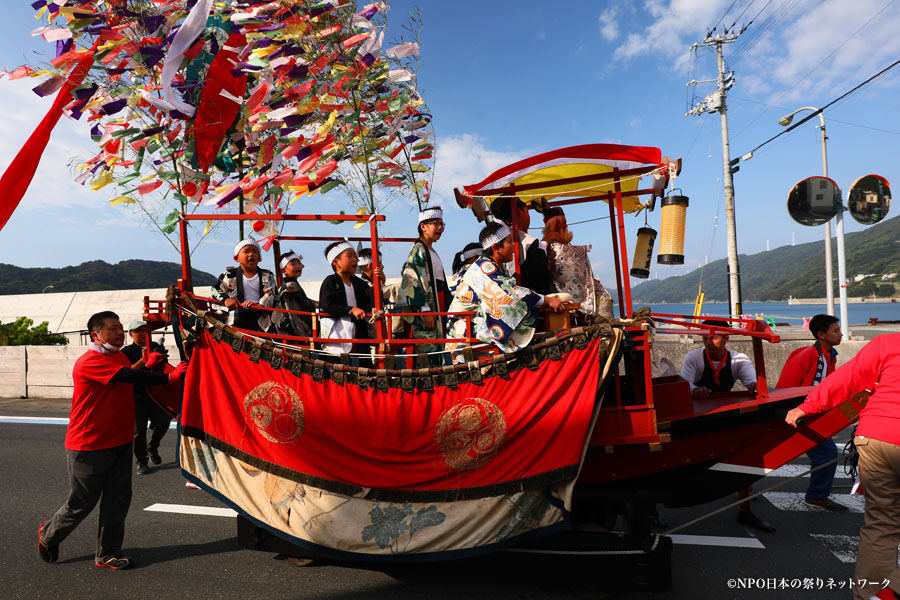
[669,535,765,549]
[763,492,864,513]
[809,534,859,564]
[144,503,237,517]
[0,416,69,424]
[810,535,900,566]
[767,464,851,479]
[0,415,177,429]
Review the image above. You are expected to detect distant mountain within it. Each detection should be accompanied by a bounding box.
[632,214,900,303]
[0,260,217,296]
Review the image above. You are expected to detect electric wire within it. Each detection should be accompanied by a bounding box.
[732,0,896,140]
[730,0,800,66]
[729,94,900,136]
[728,0,757,30]
[711,0,740,32]
[740,55,900,158]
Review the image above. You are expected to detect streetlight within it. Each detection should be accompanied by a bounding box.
[779,107,849,337]
[41,285,54,293]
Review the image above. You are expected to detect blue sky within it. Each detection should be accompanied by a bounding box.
[1,0,899,288]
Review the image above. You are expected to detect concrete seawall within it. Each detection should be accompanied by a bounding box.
[787,296,894,305]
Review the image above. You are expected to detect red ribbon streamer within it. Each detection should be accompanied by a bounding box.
[0,53,94,232]
[194,33,248,172]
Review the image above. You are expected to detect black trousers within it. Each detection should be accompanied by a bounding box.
[43,442,133,562]
[134,396,171,463]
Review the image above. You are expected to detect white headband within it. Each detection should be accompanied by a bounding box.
[326,242,354,264]
[481,224,511,250]
[279,251,303,271]
[418,206,443,223]
[358,254,372,266]
[461,247,481,261]
[234,238,260,257]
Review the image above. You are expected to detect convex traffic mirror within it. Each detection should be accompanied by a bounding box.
[787,176,841,226]
[848,174,891,225]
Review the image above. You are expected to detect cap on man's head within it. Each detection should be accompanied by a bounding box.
[234,237,261,258]
[127,320,147,332]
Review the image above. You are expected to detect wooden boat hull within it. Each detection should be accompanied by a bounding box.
[577,387,863,507]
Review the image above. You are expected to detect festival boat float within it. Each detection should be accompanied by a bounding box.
[141,144,865,573]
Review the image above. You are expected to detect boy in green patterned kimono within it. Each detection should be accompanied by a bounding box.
[396,206,449,358]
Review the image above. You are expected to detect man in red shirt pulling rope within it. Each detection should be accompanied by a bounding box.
[37,311,187,570]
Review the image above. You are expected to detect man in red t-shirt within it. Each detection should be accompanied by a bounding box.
[777,314,846,511]
[786,332,900,600]
[37,311,186,570]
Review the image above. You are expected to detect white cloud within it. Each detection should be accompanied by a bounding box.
[613,0,731,68]
[429,134,533,208]
[598,7,620,42]
[762,0,900,103]
[610,0,900,107]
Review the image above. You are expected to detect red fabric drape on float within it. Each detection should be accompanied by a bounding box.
[0,53,94,232]
[181,329,602,495]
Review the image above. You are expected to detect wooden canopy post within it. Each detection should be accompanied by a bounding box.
[614,171,633,317]
[369,216,385,340]
[272,238,283,288]
[179,215,193,292]
[608,195,625,318]
[508,190,522,285]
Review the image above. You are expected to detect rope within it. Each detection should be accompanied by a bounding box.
[662,453,845,536]
[502,534,661,556]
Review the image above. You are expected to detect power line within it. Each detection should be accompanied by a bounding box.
[729,94,900,136]
[732,0,896,140]
[712,0,740,32]
[738,56,900,158]
[728,0,757,30]
[730,0,799,66]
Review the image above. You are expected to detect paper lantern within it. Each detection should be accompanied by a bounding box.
[657,194,689,265]
[630,226,657,279]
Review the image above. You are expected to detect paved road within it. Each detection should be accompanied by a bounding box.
[1,404,868,600]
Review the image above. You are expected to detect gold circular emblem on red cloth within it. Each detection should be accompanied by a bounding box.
[435,397,507,472]
[243,381,305,443]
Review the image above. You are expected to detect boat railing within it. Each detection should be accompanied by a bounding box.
[180,291,483,349]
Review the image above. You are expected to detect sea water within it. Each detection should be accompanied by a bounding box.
[621,301,900,325]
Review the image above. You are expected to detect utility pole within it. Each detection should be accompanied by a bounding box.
[686,30,744,317]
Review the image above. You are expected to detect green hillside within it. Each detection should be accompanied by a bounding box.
[0,260,217,296]
[632,215,900,303]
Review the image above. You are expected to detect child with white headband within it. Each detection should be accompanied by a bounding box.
[318,241,374,357]
[276,250,317,338]
[211,238,277,332]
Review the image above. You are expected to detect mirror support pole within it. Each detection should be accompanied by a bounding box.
[835,208,850,339]
[818,117,835,317]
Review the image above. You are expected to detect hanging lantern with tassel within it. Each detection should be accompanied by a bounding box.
[657,193,689,265]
